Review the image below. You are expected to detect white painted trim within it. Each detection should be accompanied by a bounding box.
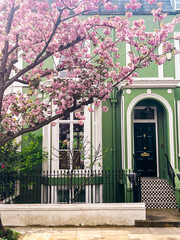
[132,106,159,177]
[155,108,159,177]
[126,43,131,66]
[158,44,164,79]
[174,33,180,81]
[174,99,178,169]
[118,79,179,90]
[121,96,125,169]
[92,105,102,170]
[134,78,174,80]
[126,93,175,171]
[177,101,180,158]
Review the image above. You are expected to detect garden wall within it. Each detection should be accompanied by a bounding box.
[0,203,146,226]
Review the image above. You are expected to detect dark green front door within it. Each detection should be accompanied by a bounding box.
[134,123,157,177]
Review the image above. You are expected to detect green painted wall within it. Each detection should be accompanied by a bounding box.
[22,87,42,137]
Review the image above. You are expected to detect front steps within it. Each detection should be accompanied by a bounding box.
[141,177,177,209]
[135,209,180,227]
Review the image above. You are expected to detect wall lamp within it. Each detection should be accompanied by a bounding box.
[127,172,137,184]
[166,51,172,61]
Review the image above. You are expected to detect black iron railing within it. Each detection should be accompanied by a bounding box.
[0,170,141,204]
[133,154,138,173]
[165,154,175,189]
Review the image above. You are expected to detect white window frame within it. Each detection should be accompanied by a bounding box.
[177,101,180,157]
[174,33,180,81]
[175,0,180,10]
[57,111,85,171]
[43,104,103,172]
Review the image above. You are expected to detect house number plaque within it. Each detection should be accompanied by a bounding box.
[141,152,150,157]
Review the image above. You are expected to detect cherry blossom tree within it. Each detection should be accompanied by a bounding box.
[0,0,179,148]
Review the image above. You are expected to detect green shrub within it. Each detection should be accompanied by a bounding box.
[0,133,47,173]
[0,228,20,240]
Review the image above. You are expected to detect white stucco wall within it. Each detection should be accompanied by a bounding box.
[0,203,146,227]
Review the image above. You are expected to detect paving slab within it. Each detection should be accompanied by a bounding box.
[154,236,180,240]
[10,227,180,240]
[128,234,157,240]
[123,227,151,234]
[148,227,178,235]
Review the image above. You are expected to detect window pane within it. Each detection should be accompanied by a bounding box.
[59,114,70,120]
[59,151,70,169]
[176,3,180,9]
[59,124,70,150]
[59,124,70,169]
[73,124,84,169]
[134,108,154,120]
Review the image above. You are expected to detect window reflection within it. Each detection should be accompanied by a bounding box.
[134,108,154,120]
[73,124,84,169]
[59,112,84,170]
[59,124,70,169]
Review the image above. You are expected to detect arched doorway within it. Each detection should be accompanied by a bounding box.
[126,93,176,178]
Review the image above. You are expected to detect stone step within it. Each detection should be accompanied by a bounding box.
[141,190,175,194]
[141,196,176,202]
[135,221,180,227]
[135,209,180,227]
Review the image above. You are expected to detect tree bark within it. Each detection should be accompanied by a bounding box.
[0,215,6,236]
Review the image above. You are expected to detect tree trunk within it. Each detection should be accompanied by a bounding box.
[0,215,6,236]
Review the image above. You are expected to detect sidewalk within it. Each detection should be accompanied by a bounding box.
[12,226,180,240]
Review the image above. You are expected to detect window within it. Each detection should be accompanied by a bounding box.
[59,111,84,170]
[170,0,180,10]
[175,0,180,10]
[43,104,102,172]
[134,107,155,120]
[174,33,180,80]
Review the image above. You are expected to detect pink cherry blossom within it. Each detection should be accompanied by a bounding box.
[88,107,95,112]
[75,112,81,118]
[102,106,109,112]
[94,100,101,107]
[77,120,84,125]
[50,122,57,127]
[126,12,133,18]
[80,115,86,120]
[0,0,179,147]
